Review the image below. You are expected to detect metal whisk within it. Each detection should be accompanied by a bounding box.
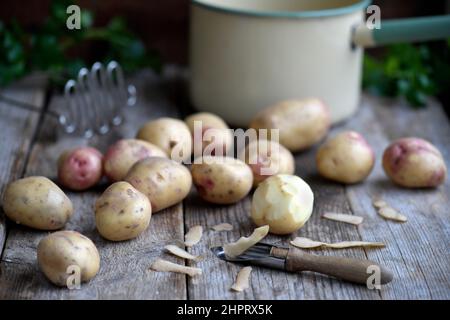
[0,61,137,138]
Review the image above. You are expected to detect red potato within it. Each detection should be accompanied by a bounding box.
[57,147,103,190]
[382,137,447,188]
[103,139,167,182]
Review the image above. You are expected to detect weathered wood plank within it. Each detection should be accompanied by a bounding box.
[344,96,450,299]
[0,76,47,258]
[184,94,449,300]
[0,69,187,299]
[183,103,387,299]
[1,67,448,300]
[184,151,382,299]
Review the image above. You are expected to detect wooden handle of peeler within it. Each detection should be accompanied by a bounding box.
[285,247,393,285]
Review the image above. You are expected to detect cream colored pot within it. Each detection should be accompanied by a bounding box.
[189,0,450,126]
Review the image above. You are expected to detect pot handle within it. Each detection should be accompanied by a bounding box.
[353,15,450,48]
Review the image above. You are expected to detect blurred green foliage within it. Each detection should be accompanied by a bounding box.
[0,0,161,87]
[363,41,450,107]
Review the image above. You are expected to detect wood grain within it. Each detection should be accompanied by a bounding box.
[184,94,449,300]
[184,122,383,300]
[344,96,450,299]
[0,69,187,299]
[0,76,47,258]
[0,68,449,299]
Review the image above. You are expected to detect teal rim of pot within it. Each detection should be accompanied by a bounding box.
[191,0,372,18]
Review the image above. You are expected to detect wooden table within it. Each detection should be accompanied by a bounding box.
[0,67,449,300]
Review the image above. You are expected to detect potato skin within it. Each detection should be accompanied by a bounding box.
[3,176,73,230]
[251,174,314,235]
[57,147,103,191]
[95,182,152,241]
[37,230,100,286]
[136,118,192,162]
[382,137,447,188]
[184,112,233,155]
[125,157,192,212]
[103,139,167,182]
[191,156,253,204]
[249,99,330,152]
[316,131,375,184]
[239,139,295,187]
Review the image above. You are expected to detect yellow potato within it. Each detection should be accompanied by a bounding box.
[103,139,167,182]
[382,137,447,188]
[191,156,253,204]
[95,182,152,241]
[185,112,233,156]
[37,230,100,287]
[239,139,295,187]
[251,174,314,235]
[136,118,192,162]
[125,157,192,212]
[249,99,330,152]
[316,131,375,184]
[3,176,73,230]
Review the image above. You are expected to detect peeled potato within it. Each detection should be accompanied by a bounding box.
[251,174,314,235]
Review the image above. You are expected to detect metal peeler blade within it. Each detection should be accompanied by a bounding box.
[211,242,287,270]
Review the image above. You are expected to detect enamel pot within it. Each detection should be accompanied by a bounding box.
[189,0,450,126]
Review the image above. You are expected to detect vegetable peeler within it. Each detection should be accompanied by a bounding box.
[211,243,393,286]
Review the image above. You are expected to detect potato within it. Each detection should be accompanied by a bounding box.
[185,112,233,156]
[251,174,314,235]
[249,99,330,152]
[37,230,100,287]
[316,131,375,184]
[136,118,192,162]
[239,139,295,187]
[103,139,167,182]
[382,137,447,188]
[191,156,253,204]
[3,176,73,230]
[125,157,192,212]
[95,182,152,241]
[57,147,103,191]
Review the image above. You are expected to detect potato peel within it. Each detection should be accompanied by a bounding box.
[378,206,407,222]
[165,245,200,261]
[231,267,252,292]
[150,259,202,277]
[184,225,203,247]
[372,199,388,209]
[211,223,234,232]
[290,237,385,249]
[223,225,269,258]
[322,212,363,225]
